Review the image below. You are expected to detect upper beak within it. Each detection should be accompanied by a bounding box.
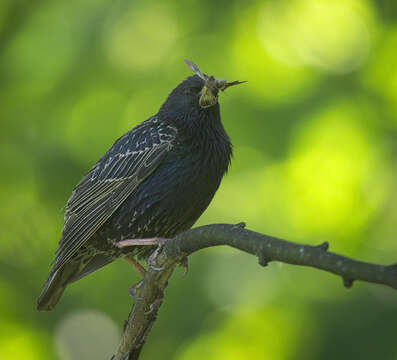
[221,80,247,91]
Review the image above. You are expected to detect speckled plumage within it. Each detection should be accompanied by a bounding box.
[38,72,234,311]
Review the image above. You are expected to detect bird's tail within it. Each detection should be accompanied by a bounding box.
[37,263,80,312]
[37,254,114,311]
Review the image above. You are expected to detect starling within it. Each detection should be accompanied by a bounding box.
[37,60,245,311]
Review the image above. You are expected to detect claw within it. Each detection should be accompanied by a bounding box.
[149,264,164,271]
[147,241,166,271]
[128,279,143,300]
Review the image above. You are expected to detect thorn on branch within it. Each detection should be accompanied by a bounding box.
[179,257,189,276]
[233,222,246,229]
[343,278,354,289]
[258,255,271,267]
[316,242,329,251]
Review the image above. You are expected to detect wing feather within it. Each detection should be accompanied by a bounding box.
[52,124,175,272]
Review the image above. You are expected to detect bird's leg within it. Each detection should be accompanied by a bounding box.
[124,255,146,300]
[124,256,145,300]
[118,237,169,272]
[116,237,168,248]
[125,255,146,275]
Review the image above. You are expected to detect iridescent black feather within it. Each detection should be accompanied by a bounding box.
[38,71,235,311]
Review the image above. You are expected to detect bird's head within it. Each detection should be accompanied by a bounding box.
[183,59,246,109]
[159,60,246,122]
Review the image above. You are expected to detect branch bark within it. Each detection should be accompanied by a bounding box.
[111,223,397,360]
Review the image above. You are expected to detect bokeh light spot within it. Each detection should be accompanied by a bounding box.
[104,4,179,71]
[283,102,389,242]
[63,87,128,164]
[362,27,397,124]
[231,5,317,104]
[55,310,120,360]
[0,324,50,359]
[176,307,312,360]
[2,2,95,98]
[258,0,376,74]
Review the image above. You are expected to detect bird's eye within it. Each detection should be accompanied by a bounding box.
[216,79,227,90]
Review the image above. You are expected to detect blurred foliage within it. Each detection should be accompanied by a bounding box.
[1,0,397,359]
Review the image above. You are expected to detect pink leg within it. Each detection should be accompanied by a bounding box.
[116,237,168,248]
[125,255,146,275]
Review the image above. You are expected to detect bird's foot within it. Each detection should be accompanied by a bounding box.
[128,279,143,300]
[116,237,168,248]
[147,239,169,271]
[179,256,189,276]
[147,250,164,271]
[148,263,164,271]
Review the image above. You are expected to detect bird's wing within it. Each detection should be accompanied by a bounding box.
[52,119,177,272]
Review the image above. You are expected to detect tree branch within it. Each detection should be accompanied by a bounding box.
[111,223,397,360]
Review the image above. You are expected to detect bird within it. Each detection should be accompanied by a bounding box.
[37,60,245,311]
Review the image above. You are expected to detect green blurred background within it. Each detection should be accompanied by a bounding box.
[1,0,397,358]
